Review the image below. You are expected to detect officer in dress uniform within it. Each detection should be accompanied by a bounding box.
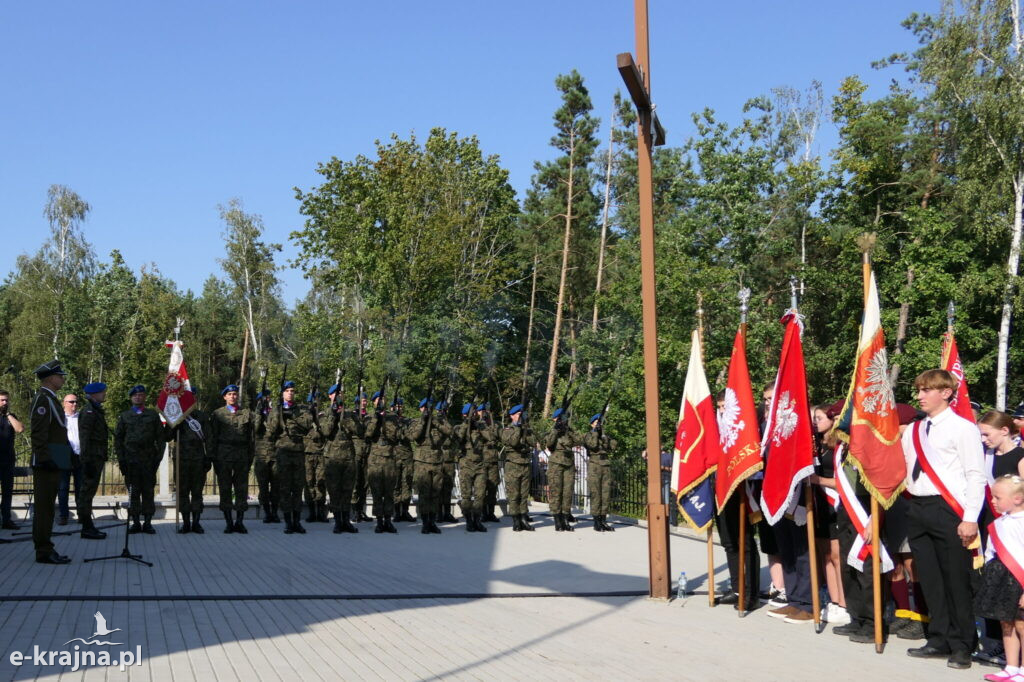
[30,360,73,563]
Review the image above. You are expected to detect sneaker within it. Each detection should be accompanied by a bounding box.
[784,609,815,624]
[768,589,788,609]
[983,669,1016,682]
[767,605,799,620]
[829,604,851,626]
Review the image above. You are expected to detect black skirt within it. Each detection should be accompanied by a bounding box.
[974,557,1024,622]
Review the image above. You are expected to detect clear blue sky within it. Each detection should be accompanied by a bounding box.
[0,1,927,305]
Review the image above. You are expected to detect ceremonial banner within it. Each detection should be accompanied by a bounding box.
[671,329,722,532]
[157,340,195,428]
[759,312,814,525]
[941,332,975,422]
[715,326,763,509]
[844,271,906,508]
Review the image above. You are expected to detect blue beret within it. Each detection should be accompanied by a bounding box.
[354,396,361,405]
[590,413,602,424]
[391,396,403,406]
[221,384,239,396]
[419,398,430,408]
[462,403,473,416]
[552,407,565,419]
[477,402,489,411]
[282,380,295,390]
[83,382,106,394]
[509,404,523,416]
[372,391,382,400]
[256,390,270,400]
[328,384,339,395]
[129,385,146,396]
[435,401,447,412]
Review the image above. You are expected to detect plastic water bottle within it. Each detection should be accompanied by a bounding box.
[676,571,688,602]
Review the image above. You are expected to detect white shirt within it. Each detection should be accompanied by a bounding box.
[66,411,80,455]
[902,406,987,521]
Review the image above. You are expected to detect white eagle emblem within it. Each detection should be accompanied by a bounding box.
[718,388,744,450]
[772,391,798,447]
[856,348,895,417]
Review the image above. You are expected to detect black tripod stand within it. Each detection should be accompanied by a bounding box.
[84,479,152,567]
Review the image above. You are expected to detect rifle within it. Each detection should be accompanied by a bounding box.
[256,367,269,412]
[309,364,321,419]
[555,379,581,431]
[331,367,343,412]
[280,362,289,395]
[420,360,440,439]
[597,355,626,434]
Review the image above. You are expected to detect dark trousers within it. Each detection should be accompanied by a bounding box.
[774,515,812,613]
[907,495,976,655]
[1,455,14,523]
[57,462,82,520]
[716,493,760,601]
[32,466,60,559]
[837,503,886,626]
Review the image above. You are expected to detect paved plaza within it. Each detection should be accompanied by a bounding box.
[0,502,972,681]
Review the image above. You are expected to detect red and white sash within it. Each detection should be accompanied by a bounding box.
[982,452,1002,520]
[910,420,968,518]
[834,444,894,572]
[988,515,1024,589]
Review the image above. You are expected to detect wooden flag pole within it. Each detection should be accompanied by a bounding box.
[696,293,715,608]
[737,287,750,617]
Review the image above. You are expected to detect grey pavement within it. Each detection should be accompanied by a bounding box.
[0,504,974,681]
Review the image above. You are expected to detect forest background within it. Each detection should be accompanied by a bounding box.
[2,1,1023,460]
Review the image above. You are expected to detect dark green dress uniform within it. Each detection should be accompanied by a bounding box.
[77,395,110,537]
[114,404,168,531]
[351,408,373,521]
[253,403,279,522]
[268,400,319,533]
[366,410,401,532]
[583,427,618,532]
[30,383,72,561]
[478,416,502,522]
[324,404,363,533]
[500,416,536,531]
[174,410,210,532]
[392,414,416,521]
[457,418,489,532]
[544,423,582,531]
[303,412,327,523]
[209,405,254,532]
[410,409,451,534]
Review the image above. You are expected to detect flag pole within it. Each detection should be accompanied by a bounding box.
[696,293,715,608]
[173,318,183,533]
[792,278,822,633]
[737,287,750,617]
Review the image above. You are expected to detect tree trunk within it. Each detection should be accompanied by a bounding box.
[996,177,1023,410]
[568,296,578,383]
[543,132,576,419]
[521,252,539,400]
[889,267,914,387]
[589,113,615,380]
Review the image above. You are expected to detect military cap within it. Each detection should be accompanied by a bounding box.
[129,385,146,396]
[327,383,339,395]
[1013,403,1024,419]
[435,400,448,412]
[391,396,403,406]
[970,400,982,412]
[508,404,523,416]
[83,382,107,394]
[34,360,67,378]
[282,380,296,390]
[476,402,489,411]
[221,384,239,396]
[552,407,565,419]
[372,390,383,400]
[462,403,474,416]
[418,397,431,408]
[355,392,367,400]
[590,413,602,424]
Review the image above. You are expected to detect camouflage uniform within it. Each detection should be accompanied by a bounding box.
[544,426,582,529]
[457,419,488,531]
[500,421,536,529]
[410,412,451,533]
[268,401,319,532]
[209,405,254,528]
[114,405,168,522]
[253,404,279,521]
[324,404,363,532]
[440,432,459,522]
[392,414,415,521]
[30,386,72,559]
[174,410,210,518]
[478,417,502,521]
[303,413,327,522]
[583,428,618,531]
[366,410,402,531]
[350,410,372,520]
[77,397,109,532]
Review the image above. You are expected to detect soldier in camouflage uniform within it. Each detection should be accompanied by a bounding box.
[114,385,169,534]
[77,382,110,540]
[391,398,416,522]
[303,391,327,523]
[173,395,210,534]
[252,390,280,523]
[209,384,255,534]
[500,404,535,532]
[350,393,373,522]
[583,414,618,532]
[544,407,582,532]
[439,401,459,523]
[30,360,73,563]
[455,403,488,532]
[268,381,319,534]
[366,390,401,533]
[476,403,502,523]
[410,398,450,534]
[324,383,362,534]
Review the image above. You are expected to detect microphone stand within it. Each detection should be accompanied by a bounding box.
[84,473,153,567]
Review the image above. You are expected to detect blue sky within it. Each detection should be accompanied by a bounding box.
[0,1,927,305]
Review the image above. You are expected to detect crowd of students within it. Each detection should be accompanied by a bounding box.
[713,369,1024,676]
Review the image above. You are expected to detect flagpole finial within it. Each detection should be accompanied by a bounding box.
[174,318,184,342]
[789,276,799,311]
[947,301,956,330]
[738,288,750,323]
[856,232,877,260]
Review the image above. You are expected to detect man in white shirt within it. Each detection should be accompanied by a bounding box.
[902,369,986,669]
[57,393,82,525]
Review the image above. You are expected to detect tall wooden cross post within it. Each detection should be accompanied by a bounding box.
[617,0,670,599]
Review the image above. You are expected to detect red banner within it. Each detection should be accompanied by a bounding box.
[941,332,975,422]
[157,340,195,427]
[715,326,763,509]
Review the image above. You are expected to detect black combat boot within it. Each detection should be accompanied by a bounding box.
[270,503,281,523]
[512,514,523,532]
[293,513,306,534]
[520,513,535,531]
[566,512,576,523]
[465,510,477,532]
[178,514,192,534]
[233,510,247,534]
[476,513,488,533]
[602,516,615,532]
[384,515,398,534]
[421,515,431,534]
[483,506,500,523]
[262,503,273,523]
[223,511,235,534]
[341,511,358,534]
[284,512,295,534]
[374,516,385,534]
[128,514,143,534]
[564,514,574,532]
[317,501,328,522]
[429,514,442,534]
[442,503,457,523]
[81,516,107,539]
[305,502,316,523]
[333,514,344,534]
[554,514,565,532]
[399,503,415,522]
[191,512,204,534]
[142,515,156,534]
[593,515,604,532]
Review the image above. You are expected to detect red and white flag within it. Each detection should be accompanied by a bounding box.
[715,326,763,510]
[157,340,195,427]
[759,312,814,525]
[671,329,722,532]
[941,332,975,422]
[846,270,907,508]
